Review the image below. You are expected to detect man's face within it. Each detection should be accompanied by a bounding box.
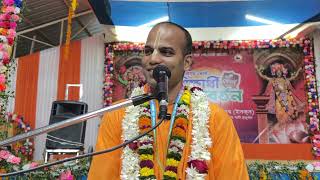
[142,24,191,89]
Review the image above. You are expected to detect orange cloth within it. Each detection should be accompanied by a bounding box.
[88,103,249,180]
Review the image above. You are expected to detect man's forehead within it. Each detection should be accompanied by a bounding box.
[145,25,184,49]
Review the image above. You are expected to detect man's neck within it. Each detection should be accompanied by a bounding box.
[168,81,183,104]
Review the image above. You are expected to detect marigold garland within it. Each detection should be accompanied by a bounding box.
[64,0,77,60]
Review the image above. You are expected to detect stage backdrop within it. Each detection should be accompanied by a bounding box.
[110,47,308,144]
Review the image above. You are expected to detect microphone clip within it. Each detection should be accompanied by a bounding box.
[158,99,171,120]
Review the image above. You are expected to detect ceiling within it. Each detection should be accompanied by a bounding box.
[15,0,103,57]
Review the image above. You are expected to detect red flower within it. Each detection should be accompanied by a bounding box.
[0,83,6,91]
[128,142,138,150]
[188,160,208,174]
[2,58,10,65]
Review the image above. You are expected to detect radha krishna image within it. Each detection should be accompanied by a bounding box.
[255,49,308,144]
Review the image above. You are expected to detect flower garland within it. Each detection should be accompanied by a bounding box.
[108,38,306,52]
[120,87,144,179]
[6,112,33,158]
[0,149,21,171]
[163,87,191,180]
[303,39,320,156]
[104,45,114,106]
[64,0,77,60]
[0,112,33,172]
[186,87,212,179]
[121,86,211,179]
[0,0,22,115]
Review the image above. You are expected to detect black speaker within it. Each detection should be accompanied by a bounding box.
[46,101,88,149]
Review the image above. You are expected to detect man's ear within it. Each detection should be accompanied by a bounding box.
[184,54,193,71]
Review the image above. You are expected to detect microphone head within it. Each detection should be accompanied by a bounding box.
[152,65,171,82]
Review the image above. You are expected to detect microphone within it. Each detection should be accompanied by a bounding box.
[153,65,171,120]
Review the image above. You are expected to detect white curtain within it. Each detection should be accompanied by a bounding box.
[80,34,105,151]
[34,47,60,160]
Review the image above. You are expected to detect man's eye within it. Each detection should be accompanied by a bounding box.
[144,48,153,56]
[160,49,174,57]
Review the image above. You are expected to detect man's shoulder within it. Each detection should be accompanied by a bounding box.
[207,102,233,127]
[208,102,228,116]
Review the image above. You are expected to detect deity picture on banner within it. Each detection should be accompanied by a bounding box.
[112,55,146,101]
[111,48,307,144]
[184,48,307,144]
[254,49,308,144]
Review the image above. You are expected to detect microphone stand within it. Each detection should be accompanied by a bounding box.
[0,94,155,147]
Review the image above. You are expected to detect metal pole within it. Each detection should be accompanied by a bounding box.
[12,36,18,59]
[60,20,64,45]
[71,19,93,40]
[17,10,92,35]
[29,35,36,54]
[0,100,133,147]
[18,34,55,47]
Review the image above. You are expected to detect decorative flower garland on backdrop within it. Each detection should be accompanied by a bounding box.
[121,86,211,179]
[303,40,320,156]
[104,45,114,106]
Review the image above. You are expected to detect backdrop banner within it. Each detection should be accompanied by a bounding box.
[111,48,308,144]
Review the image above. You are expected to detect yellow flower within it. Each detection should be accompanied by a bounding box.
[181,89,191,105]
[140,154,153,161]
[259,170,267,180]
[140,167,154,177]
[164,171,177,178]
[142,101,149,107]
[166,158,179,167]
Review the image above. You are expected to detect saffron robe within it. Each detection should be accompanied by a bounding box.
[88,102,249,180]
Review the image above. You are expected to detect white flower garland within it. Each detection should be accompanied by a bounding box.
[186,89,212,180]
[121,87,212,179]
[120,87,145,180]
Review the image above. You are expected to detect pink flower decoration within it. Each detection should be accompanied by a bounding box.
[312,162,320,167]
[5,6,15,13]
[8,29,16,37]
[0,150,10,160]
[188,159,208,174]
[9,22,17,29]
[59,170,74,180]
[0,15,6,21]
[30,162,38,168]
[4,0,14,6]
[11,14,19,21]
[0,74,6,84]
[0,22,6,27]
[6,155,21,164]
[3,51,9,60]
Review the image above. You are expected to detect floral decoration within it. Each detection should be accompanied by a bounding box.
[0,0,22,115]
[0,112,33,172]
[103,45,114,106]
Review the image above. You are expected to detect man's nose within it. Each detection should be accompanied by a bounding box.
[149,49,162,65]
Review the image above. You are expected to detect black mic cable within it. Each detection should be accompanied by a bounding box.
[0,117,166,177]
